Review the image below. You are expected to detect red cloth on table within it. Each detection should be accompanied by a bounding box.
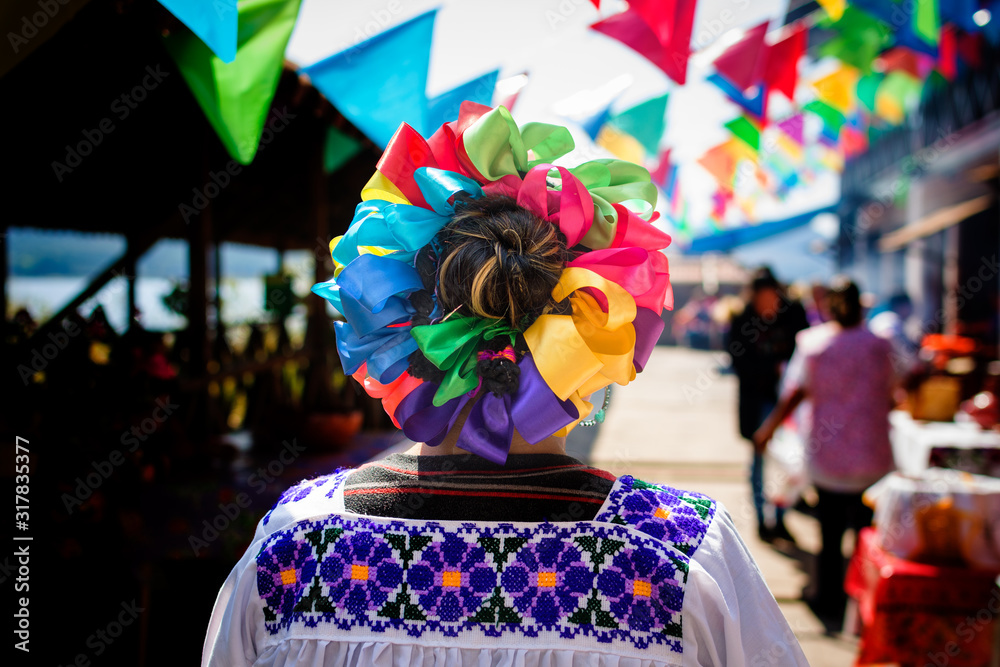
[845,527,1000,667]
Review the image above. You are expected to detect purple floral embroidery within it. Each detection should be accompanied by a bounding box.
[254,474,717,655]
[595,476,716,557]
[620,490,705,546]
[501,537,593,624]
[407,533,496,622]
[256,532,317,618]
[597,545,682,633]
[321,531,400,615]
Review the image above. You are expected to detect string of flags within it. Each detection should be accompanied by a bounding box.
[157,0,1000,239]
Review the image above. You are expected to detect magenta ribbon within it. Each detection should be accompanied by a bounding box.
[482,164,595,247]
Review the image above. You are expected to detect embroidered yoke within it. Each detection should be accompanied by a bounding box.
[202,472,809,666]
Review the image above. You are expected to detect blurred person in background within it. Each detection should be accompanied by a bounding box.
[869,292,919,383]
[727,267,809,542]
[754,277,896,620]
[672,286,718,350]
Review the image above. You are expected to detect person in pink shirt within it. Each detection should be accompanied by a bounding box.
[754,277,896,619]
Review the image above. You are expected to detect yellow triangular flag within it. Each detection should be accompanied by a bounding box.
[811,65,860,114]
[817,0,846,21]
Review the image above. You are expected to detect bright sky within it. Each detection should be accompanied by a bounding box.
[286,0,840,239]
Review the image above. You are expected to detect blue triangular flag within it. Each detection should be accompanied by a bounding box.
[302,11,436,148]
[158,0,238,62]
[580,99,615,139]
[424,69,499,134]
[707,73,768,119]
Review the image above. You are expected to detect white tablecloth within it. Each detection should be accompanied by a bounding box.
[890,410,1000,475]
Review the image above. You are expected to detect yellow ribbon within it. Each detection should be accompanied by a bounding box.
[361,170,410,204]
[524,267,637,404]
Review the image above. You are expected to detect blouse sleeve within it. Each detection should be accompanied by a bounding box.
[201,521,267,667]
[681,503,809,667]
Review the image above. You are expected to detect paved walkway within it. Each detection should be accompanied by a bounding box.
[570,346,860,667]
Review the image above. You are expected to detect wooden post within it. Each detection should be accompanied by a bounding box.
[303,131,335,412]
[189,188,212,377]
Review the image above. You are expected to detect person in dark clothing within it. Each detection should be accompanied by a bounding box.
[727,268,809,542]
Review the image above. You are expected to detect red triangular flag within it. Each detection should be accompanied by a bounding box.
[763,25,806,101]
[650,148,672,187]
[713,22,769,91]
[592,0,696,85]
[937,26,956,80]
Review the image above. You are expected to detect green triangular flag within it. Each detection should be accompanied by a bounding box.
[879,70,924,111]
[723,116,760,151]
[914,0,940,47]
[608,93,669,156]
[819,7,891,75]
[856,73,883,112]
[804,100,847,134]
[323,127,363,174]
[165,0,303,164]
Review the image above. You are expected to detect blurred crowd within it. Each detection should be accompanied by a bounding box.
[675,266,999,627]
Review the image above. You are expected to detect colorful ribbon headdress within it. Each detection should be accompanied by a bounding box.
[313,102,673,464]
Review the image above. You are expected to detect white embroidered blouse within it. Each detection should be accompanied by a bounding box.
[202,471,809,666]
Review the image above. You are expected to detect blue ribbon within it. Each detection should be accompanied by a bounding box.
[318,254,424,383]
[330,167,484,267]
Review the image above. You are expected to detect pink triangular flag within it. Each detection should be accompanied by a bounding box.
[713,22,769,91]
[778,113,805,145]
[592,0,696,85]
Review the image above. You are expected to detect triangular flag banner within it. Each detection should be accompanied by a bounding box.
[650,149,671,187]
[773,129,804,163]
[424,69,499,135]
[724,116,760,151]
[596,125,645,164]
[856,73,883,112]
[713,22,769,91]
[913,0,940,47]
[811,65,859,114]
[580,98,616,139]
[819,7,892,75]
[764,26,806,101]
[816,0,846,21]
[841,126,869,157]
[323,126,363,174]
[804,99,847,138]
[876,47,935,79]
[777,113,804,145]
[164,0,303,164]
[874,70,922,125]
[158,0,237,62]
[591,0,696,84]
[937,26,957,80]
[608,93,669,155]
[849,0,938,55]
[303,11,436,148]
[707,73,769,119]
[940,0,980,32]
[711,189,731,221]
[698,139,755,192]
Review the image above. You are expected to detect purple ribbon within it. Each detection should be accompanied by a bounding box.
[394,354,579,464]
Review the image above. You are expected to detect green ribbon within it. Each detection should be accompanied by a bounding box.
[461,106,575,181]
[411,316,518,406]
[570,159,658,249]
[460,107,658,251]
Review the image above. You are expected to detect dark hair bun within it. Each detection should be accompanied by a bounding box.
[436,195,566,328]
